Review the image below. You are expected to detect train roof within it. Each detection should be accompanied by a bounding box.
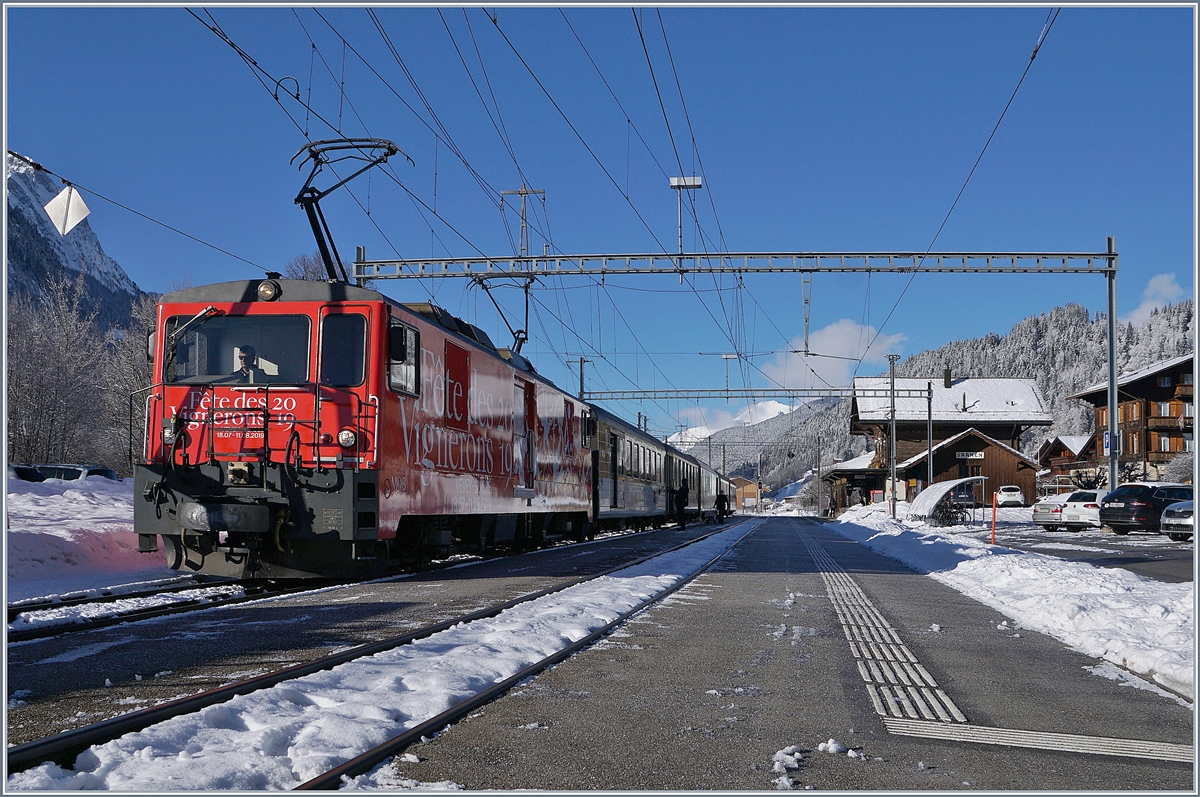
[161,279,385,305]
[589,404,667,448]
[160,278,548,379]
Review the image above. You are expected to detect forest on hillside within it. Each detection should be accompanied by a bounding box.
[684,301,1194,493]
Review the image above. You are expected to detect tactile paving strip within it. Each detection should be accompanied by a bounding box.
[799,526,1196,762]
[799,530,967,723]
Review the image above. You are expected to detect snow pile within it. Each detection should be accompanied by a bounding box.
[6,478,173,601]
[832,503,1195,699]
[6,524,753,791]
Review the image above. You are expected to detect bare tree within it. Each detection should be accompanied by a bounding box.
[97,294,158,475]
[284,250,327,281]
[7,272,107,465]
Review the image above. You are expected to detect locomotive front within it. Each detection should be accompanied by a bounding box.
[134,279,387,578]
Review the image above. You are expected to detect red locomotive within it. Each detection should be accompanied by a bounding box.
[132,140,734,579]
[135,278,594,578]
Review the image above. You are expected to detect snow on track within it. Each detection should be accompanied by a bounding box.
[7,524,754,791]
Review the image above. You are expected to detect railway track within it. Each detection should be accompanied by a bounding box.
[6,579,339,643]
[7,519,758,787]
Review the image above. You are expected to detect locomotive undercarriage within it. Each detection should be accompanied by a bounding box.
[134,460,591,578]
[134,459,383,580]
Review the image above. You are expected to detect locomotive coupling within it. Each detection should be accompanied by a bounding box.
[178,501,270,534]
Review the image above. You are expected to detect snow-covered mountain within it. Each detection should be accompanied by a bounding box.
[681,301,1193,492]
[7,151,145,326]
[667,400,798,445]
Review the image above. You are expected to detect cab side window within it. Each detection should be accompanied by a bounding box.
[320,314,366,387]
[388,320,420,395]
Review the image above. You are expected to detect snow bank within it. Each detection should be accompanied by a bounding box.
[832,503,1195,700]
[6,478,173,601]
[7,525,754,791]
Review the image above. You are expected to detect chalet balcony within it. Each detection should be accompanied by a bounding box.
[1148,416,1192,430]
[1174,384,1193,399]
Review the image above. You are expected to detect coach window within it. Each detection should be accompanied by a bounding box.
[320,314,366,387]
[388,320,420,395]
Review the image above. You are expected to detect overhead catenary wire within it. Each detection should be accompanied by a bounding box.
[7,150,268,273]
[853,7,1062,379]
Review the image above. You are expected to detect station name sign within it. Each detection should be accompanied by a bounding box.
[955,451,985,459]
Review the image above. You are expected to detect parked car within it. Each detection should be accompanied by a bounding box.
[995,485,1025,507]
[6,464,46,483]
[33,464,118,481]
[1099,483,1193,535]
[1059,489,1108,532]
[1160,500,1193,542]
[1031,492,1072,531]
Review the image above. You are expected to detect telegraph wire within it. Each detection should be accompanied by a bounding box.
[488,11,672,254]
[853,7,1062,378]
[8,150,268,272]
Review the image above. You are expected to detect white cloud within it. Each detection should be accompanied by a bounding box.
[672,400,797,441]
[761,318,906,389]
[1120,272,1185,326]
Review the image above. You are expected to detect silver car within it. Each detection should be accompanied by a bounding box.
[1060,489,1109,532]
[1032,492,1072,531]
[1160,500,1193,542]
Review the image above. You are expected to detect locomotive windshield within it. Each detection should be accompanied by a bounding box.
[164,314,311,384]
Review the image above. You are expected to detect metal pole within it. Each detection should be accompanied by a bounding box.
[1106,237,1119,490]
[927,382,934,489]
[816,432,822,516]
[677,188,683,255]
[578,357,586,400]
[888,354,901,518]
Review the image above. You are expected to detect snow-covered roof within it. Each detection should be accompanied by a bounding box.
[897,427,1038,470]
[825,452,878,473]
[853,377,1052,425]
[1036,434,1094,461]
[1058,435,1093,456]
[906,476,987,520]
[1069,352,1195,400]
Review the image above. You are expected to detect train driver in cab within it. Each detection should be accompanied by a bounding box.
[233,344,268,384]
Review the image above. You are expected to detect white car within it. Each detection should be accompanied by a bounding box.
[995,485,1025,507]
[1160,500,1193,542]
[1031,492,1072,530]
[1060,489,1109,532]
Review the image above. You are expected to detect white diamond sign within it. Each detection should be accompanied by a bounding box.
[43,185,90,236]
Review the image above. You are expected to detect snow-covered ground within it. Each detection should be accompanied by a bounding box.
[765,500,1195,701]
[6,480,1192,790]
[5,477,177,602]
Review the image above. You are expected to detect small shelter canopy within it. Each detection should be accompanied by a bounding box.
[906,477,988,520]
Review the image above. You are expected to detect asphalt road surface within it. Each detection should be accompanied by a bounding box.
[954,517,1194,583]
[394,516,1192,790]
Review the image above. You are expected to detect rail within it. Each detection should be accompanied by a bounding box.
[6,521,752,776]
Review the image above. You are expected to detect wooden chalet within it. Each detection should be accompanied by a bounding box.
[1068,352,1194,481]
[824,373,1052,510]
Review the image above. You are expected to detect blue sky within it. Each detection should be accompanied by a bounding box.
[5,5,1195,438]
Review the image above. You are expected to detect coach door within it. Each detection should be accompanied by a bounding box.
[514,379,536,497]
[610,433,619,508]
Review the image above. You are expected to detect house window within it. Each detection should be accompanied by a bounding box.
[1185,402,1195,418]
[1159,376,1173,388]
[1157,402,1171,417]
[1130,403,1139,420]
[1186,434,1194,452]
[1130,433,1138,455]
[1159,435,1171,453]
[1184,373,1194,386]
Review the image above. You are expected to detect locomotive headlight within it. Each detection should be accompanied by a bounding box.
[256,279,281,301]
[337,429,358,448]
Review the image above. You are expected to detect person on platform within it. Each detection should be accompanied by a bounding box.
[675,479,690,530]
[714,491,729,524]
